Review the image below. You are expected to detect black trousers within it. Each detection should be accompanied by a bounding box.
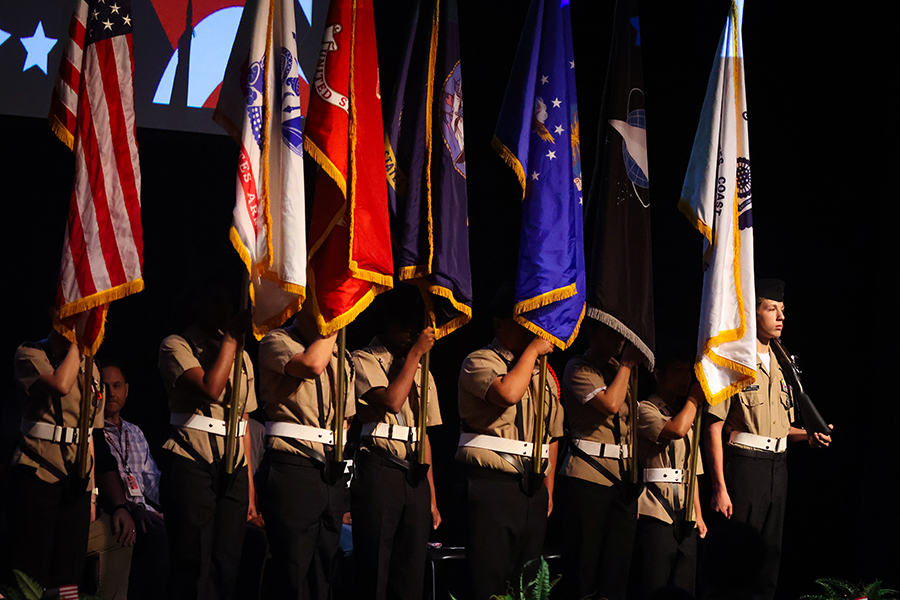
[724,448,788,600]
[558,475,637,600]
[6,464,91,589]
[465,466,548,600]
[127,515,169,600]
[635,516,698,598]
[261,450,347,600]
[351,450,432,600]
[160,451,249,600]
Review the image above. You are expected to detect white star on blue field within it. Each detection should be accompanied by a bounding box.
[20,21,57,74]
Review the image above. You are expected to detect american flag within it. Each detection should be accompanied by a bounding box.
[48,0,143,355]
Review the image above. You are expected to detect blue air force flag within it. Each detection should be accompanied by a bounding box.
[215,0,308,338]
[492,0,585,349]
[679,0,756,404]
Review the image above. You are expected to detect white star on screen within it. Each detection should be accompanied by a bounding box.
[20,21,57,74]
[92,10,100,19]
[531,172,540,181]
[551,98,562,108]
[123,14,132,26]
[0,29,10,47]
[554,125,564,135]
[569,60,575,69]
[102,19,114,30]
[546,150,556,160]
[110,3,121,13]
[540,75,549,84]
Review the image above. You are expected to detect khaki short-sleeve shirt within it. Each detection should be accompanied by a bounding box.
[158,325,257,464]
[707,348,794,446]
[259,326,355,458]
[637,395,704,525]
[455,338,563,474]
[352,339,441,458]
[559,354,630,487]
[13,341,103,486]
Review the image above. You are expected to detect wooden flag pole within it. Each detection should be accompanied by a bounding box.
[417,349,431,464]
[629,369,639,484]
[76,354,94,478]
[684,407,703,523]
[225,270,250,475]
[532,356,549,474]
[333,328,347,462]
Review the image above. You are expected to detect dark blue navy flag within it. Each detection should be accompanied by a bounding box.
[493,0,584,349]
[584,0,655,366]
[384,0,471,338]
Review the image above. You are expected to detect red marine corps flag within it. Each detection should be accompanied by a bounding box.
[48,0,144,354]
[304,0,393,335]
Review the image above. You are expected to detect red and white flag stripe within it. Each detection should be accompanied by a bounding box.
[49,0,143,354]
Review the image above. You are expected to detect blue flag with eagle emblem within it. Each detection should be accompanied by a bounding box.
[385,0,472,339]
[492,0,585,349]
[584,0,655,367]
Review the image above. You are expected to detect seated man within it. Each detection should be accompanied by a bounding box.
[99,360,168,600]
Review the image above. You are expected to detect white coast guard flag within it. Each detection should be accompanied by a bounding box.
[679,0,756,405]
[214,0,308,338]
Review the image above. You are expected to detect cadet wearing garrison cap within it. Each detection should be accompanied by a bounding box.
[705,279,832,600]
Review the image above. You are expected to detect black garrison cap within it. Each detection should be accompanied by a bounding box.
[756,279,785,302]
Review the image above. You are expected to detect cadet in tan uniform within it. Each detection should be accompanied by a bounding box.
[456,287,563,600]
[557,318,643,600]
[157,288,257,600]
[9,329,111,595]
[351,291,441,600]
[258,306,354,600]
[635,354,707,598]
[705,279,831,600]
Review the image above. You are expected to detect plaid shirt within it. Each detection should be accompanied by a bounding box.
[102,419,162,512]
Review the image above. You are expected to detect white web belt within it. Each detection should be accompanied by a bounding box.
[571,438,630,459]
[643,468,684,484]
[729,431,787,453]
[170,413,247,437]
[458,433,550,459]
[362,422,418,444]
[265,422,334,446]
[21,420,92,444]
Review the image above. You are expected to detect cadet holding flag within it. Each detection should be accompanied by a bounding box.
[258,303,354,600]
[680,3,831,598]
[347,0,469,596]
[456,0,584,596]
[556,0,653,597]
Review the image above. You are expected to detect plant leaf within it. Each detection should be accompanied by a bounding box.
[12,571,43,600]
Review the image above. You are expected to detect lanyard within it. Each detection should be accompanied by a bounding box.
[105,427,130,469]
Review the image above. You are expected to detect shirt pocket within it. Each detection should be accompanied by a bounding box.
[739,389,765,408]
[779,392,794,428]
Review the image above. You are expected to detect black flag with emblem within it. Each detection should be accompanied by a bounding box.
[584,0,654,366]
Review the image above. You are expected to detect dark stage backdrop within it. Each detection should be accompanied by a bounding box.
[1,1,893,597]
